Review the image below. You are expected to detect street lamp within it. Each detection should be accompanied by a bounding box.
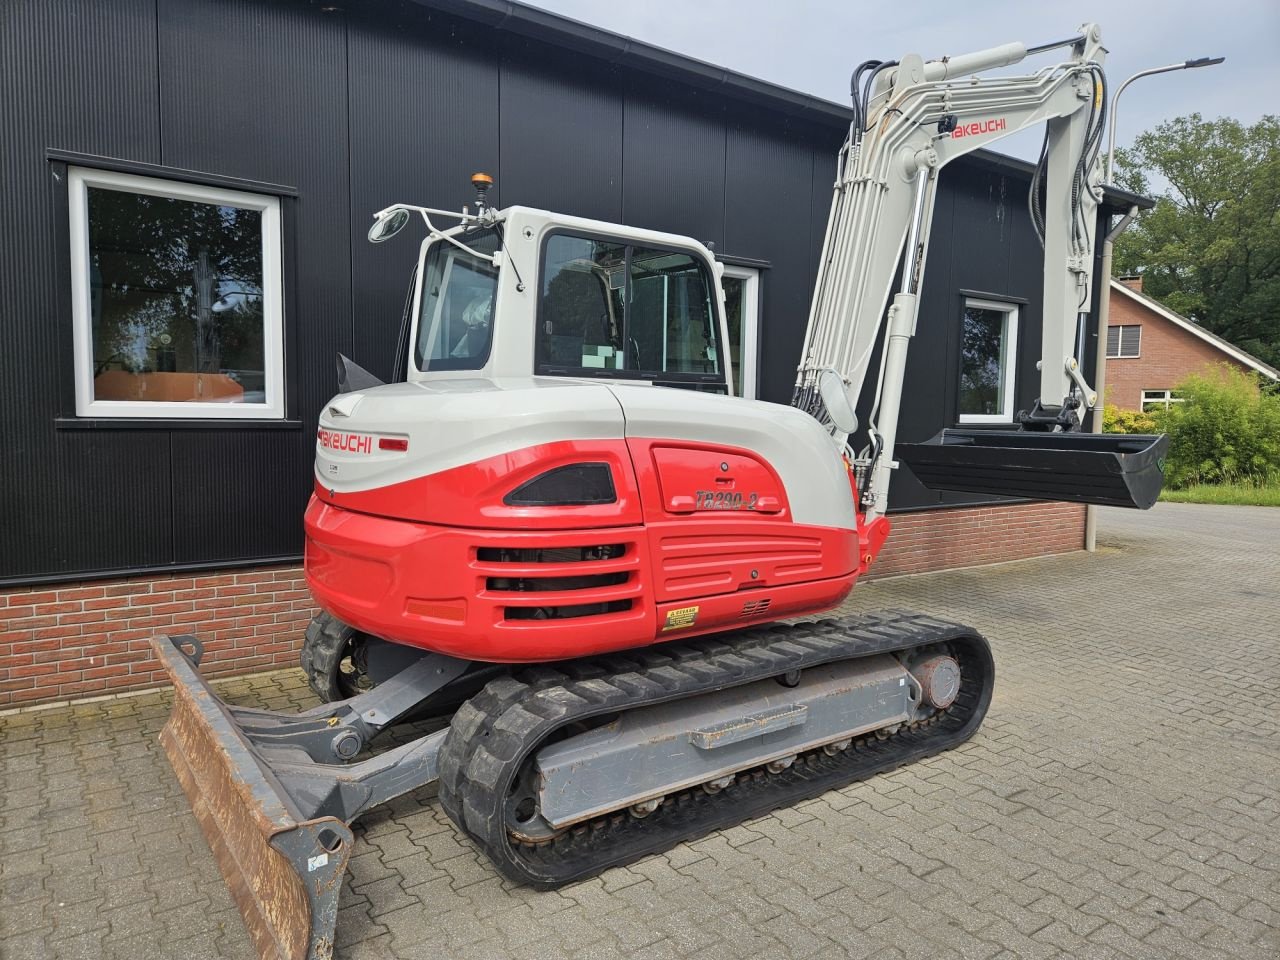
[1106,57,1225,182]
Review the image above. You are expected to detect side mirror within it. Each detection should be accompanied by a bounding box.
[818,368,858,435]
[368,207,410,243]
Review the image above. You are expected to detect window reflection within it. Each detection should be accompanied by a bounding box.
[87,187,266,404]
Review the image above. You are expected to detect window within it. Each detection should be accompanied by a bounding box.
[536,233,724,386]
[415,228,501,371]
[958,298,1019,423]
[1141,389,1184,411]
[1107,324,1141,358]
[68,167,284,418]
[721,266,760,398]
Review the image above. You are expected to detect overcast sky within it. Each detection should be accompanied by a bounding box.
[524,0,1276,164]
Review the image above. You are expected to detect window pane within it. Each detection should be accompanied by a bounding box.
[1106,326,1121,357]
[628,246,718,377]
[537,234,626,370]
[87,187,266,404]
[959,305,1011,417]
[416,229,501,371]
[722,276,743,395]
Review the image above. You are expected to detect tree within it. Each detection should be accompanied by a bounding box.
[1113,114,1280,368]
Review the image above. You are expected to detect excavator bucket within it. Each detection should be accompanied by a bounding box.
[895,429,1168,509]
[150,636,353,960]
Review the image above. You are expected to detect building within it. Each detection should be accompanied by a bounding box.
[0,0,1142,707]
[1106,277,1279,411]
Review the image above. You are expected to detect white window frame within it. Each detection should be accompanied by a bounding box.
[68,166,285,419]
[958,297,1019,424]
[1141,389,1183,411]
[1107,324,1142,359]
[721,264,760,399]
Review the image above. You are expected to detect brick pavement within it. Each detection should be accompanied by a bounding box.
[2,503,1278,959]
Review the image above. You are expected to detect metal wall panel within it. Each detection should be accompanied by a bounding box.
[170,431,310,563]
[0,0,1079,582]
[621,81,726,247]
[724,118,827,404]
[346,3,500,381]
[154,0,349,561]
[0,0,171,579]
[499,39,624,224]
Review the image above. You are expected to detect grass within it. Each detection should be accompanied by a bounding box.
[1160,480,1280,507]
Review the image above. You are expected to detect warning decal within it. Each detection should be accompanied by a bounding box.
[662,605,700,632]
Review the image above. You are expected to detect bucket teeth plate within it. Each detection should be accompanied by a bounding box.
[152,635,352,960]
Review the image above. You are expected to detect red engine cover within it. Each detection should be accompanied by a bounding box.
[304,437,885,662]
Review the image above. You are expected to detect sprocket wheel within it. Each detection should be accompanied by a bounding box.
[300,611,376,702]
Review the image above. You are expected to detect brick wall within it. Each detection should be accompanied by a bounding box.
[0,567,313,708]
[868,501,1085,578]
[1106,288,1250,410]
[0,501,1085,708]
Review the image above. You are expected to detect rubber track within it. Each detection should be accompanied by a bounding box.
[437,609,994,888]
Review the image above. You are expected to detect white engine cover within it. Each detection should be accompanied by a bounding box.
[315,378,856,531]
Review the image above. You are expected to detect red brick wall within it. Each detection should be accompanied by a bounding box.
[0,567,313,708]
[1105,290,1251,410]
[867,501,1085,578]
[0,501,1085,708]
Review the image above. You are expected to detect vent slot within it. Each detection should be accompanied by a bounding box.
[504,600,633,621]
[487,572,629,593]
[477,544,625,564]
[741,598,772,618]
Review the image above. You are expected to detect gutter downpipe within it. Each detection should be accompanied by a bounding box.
[1085,203,1141,551]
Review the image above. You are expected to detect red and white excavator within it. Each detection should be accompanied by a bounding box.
[151,23,1166,960]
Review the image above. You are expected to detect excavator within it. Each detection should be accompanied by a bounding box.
[149,23,1167,960]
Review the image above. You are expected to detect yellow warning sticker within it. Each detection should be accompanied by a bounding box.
[662,605,700,632]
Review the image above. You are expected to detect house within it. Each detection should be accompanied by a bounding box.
[0,0,1143,707]
[1107,277,1280,410]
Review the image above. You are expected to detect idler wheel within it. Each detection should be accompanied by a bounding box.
[911,654,961,709]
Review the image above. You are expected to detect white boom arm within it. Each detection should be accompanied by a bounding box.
[796,25,1108,520]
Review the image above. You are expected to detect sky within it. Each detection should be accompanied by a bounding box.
[522,0,1276,165]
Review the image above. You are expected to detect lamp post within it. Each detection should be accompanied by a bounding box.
[1085,55,1224,551]
[1105,57,1225,182]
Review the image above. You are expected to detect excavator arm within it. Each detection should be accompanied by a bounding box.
[796,25,1164,518]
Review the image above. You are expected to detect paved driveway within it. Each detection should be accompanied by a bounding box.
[2,503,1278,959]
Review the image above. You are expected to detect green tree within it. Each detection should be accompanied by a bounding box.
[1113,114,1280,368]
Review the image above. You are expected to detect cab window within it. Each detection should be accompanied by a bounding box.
[536,232,723,386]
[415,229,501,371]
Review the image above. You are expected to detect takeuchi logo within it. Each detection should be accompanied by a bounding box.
[952,117,1008,138]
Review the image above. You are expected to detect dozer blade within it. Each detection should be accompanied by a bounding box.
[150,636,352,960]
[895,429,1168,509]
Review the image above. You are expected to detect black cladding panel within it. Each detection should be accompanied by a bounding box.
[157,0,352,427]
[622,83,726,246]
[346,4,500,381]
[0,0,1081,583]
[499,41,624,223]
[724,119,825,405]
[170,431,311,563]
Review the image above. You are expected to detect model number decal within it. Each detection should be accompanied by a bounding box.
[695,491,759,510]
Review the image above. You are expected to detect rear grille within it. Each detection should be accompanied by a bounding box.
[477,544,625,564]
[477,542,639,623]
[505,600,633,621]
[741,598,772,618]
[486,572,628,593]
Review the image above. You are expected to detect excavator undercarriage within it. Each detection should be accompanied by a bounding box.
[153,611,992,958]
